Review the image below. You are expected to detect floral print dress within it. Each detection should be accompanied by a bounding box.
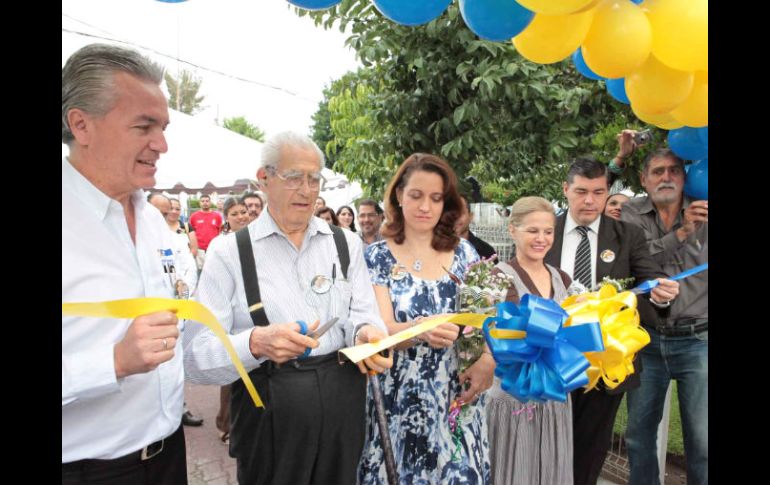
[358,239,491,485]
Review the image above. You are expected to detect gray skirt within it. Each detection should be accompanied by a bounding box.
[485,378,574,485]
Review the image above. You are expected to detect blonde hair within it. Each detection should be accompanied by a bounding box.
[508,196,555,227]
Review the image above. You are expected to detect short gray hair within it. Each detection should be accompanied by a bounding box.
[260,131,325,171]
[62,43,165,144]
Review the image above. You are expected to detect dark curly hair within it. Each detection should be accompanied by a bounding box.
[381,153,462,251]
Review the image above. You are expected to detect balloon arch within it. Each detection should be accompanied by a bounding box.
[166,0,709,198]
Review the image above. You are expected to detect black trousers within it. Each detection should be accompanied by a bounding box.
[62,423,187,485]
[571,388,624,485]
[230,354,366,485]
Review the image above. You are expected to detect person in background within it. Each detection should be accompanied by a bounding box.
[242,191,265,222]
[357,199,384,250]
[604,193,631,221]
[62,42,187,485]
[168,197,199,258]
[455,195,497,262]
[315,206,339,226]
[189,194,223,270]
[337,205,357,232]
[314,196,326,212]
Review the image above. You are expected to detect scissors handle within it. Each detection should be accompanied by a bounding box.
[296,320,312,359]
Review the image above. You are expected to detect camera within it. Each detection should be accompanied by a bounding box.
[633,129,652,146]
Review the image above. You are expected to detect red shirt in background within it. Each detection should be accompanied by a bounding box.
[189,210,222,250]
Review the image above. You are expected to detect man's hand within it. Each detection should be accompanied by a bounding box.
[650,278,680,305]
[677,200,708,241]
[355,325,393,374]
[614,129,638,169]
[114,311,180,379]
[249,320,319,363]
[458,352,495,403]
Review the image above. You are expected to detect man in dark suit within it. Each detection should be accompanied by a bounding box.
[545,157,679,485]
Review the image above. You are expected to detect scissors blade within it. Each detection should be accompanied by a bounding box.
[308,317,340,340]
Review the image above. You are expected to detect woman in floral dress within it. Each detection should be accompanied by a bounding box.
[358,153,494,485]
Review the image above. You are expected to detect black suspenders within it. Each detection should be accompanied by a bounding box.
[235,224,350,327]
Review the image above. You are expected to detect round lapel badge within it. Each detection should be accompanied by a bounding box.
[600,249,616,263]
[310,275,332,294]
[390,263,408,281]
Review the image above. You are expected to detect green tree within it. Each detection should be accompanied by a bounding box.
[222,116,266,142]
[165,69,205,115]
[298,1,644,203]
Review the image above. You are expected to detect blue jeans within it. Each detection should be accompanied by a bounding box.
[626,329,708,485]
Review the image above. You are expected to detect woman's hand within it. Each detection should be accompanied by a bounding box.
[420,322,460,349]
[458,352,495,403]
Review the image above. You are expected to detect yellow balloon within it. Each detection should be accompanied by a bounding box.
[645,0,708,72]
[582,0,652,79]
[670,71,708,128]
[513,10,595,64]
[517,0,597,15]
[625,55,694,115]
[631,105,684,130]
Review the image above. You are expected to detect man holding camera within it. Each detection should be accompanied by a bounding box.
[620,148,708,485]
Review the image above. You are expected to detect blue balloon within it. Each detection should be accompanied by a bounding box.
[697,127,708,147]
[572,48,606,81]
[668,127,708,161]
[287,0,341,10]
[631,0,644,4]
[606,78,629,104]
[373,0,451,26]
[459,0,534,42]
[684,158,708,200]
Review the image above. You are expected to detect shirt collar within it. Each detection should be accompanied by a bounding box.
[62,156,147,221]
[251,208,331,242]
[565,210,601,235]
[637,194,693,215]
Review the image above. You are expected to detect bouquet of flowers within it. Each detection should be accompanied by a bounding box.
[454,255,515,374]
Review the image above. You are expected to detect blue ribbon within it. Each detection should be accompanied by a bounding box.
[482,295,604,403]
[631,263,708,294]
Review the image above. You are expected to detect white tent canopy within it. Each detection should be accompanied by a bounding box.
[62,108,363,210]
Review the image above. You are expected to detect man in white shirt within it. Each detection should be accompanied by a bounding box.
[62,44,187,485]
[184,131,393,485]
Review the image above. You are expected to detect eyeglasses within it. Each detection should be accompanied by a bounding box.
[266,166,326,190]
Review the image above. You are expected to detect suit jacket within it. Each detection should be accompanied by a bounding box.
[546,214,668,394]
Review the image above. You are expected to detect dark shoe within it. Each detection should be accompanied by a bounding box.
[182,410,204,427]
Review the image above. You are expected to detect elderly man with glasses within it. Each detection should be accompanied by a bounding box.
[183,131,392,485]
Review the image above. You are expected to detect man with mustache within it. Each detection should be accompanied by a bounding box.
[621,148,708,485]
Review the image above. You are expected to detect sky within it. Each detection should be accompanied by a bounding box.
[62,0,362,137]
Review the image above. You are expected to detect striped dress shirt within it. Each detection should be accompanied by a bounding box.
[183,210,386,385]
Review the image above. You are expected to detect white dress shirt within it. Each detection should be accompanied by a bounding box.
[560,213,602,289]
[183,212,387,385]
[62,157,184,462]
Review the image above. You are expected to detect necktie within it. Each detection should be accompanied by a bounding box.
[574,225,592,288]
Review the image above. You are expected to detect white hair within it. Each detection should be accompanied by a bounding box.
[260,131,325,171]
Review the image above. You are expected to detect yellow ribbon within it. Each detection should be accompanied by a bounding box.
[62,298,264,408]
[339,313,525,363]
[561,285,650,390]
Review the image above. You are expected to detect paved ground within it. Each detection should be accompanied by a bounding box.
[184,383,237,485]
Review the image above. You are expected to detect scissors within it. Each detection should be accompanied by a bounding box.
[296,317,340,359]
